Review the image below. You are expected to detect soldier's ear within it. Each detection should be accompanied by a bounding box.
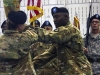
[18,24,22,29]
[18,24,24,30]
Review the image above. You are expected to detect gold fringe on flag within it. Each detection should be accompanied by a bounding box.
[27,6,43,23]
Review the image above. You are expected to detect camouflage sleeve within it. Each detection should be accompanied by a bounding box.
[0,30,38,60]
[33,45,57,69]
[38,26,82,44]
[16,30,38,55]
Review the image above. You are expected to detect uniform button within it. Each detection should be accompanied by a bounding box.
[61,51,64,54]
[60,63,64,65]
[58,60,61,63]
[62,72,67,74]
[61,67,64,69]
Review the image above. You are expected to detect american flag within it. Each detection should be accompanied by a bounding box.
[27,0,43,23]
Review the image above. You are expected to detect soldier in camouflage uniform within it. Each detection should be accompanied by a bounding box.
[32,21,58,75]
[24,20,40,32]
[0,11,38,75]
[84,14,100,75]
[41,21,53,32]
[33,7,92,75]
[30,20,40,28]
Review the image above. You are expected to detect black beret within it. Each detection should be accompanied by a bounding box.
[8,11,27,24]
[30,20,40,27]
[90,14,100,22]
[41,21,52,28]
[1,20,6,28]
[35,20,40,26]
[51,7,69,15]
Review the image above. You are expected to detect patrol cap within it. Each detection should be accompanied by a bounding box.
[1,20,6,28]
[90,14,100,22]
[51,7,69,16]
[8,11,27,24]
[41,21,52,28]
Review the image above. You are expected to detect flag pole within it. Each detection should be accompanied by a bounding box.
[85,0,92,48]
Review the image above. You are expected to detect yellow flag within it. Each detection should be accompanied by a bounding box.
[73,16,80,30]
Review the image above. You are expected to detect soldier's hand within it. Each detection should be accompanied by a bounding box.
[30,42,39,51]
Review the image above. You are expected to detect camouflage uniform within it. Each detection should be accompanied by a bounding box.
[29,20,58,75]
[85,33,100,75]
[33,22,92,75]
[31,42,58,75]
[0,30,38,75]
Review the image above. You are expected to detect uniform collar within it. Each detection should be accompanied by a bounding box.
[90,33,100,39]
[4,30,19,34]
[65,21,72,27]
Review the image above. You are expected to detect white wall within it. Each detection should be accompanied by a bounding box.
[0,0,100,37]
[66,0,100,37]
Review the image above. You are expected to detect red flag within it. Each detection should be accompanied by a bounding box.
[27,0,43,23]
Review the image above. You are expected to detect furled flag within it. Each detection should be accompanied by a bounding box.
[3,0,21,17]
[27,0,43,23]
[73,12,80,30]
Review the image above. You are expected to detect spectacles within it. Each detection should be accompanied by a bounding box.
[91,21,100,24]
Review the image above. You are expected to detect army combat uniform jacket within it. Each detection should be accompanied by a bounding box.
[0,30,38,75]
[85,33,100,75]
[31,42,58,75]
[33,22,92,75]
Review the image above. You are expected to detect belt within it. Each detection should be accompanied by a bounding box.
[87,57,100,63]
